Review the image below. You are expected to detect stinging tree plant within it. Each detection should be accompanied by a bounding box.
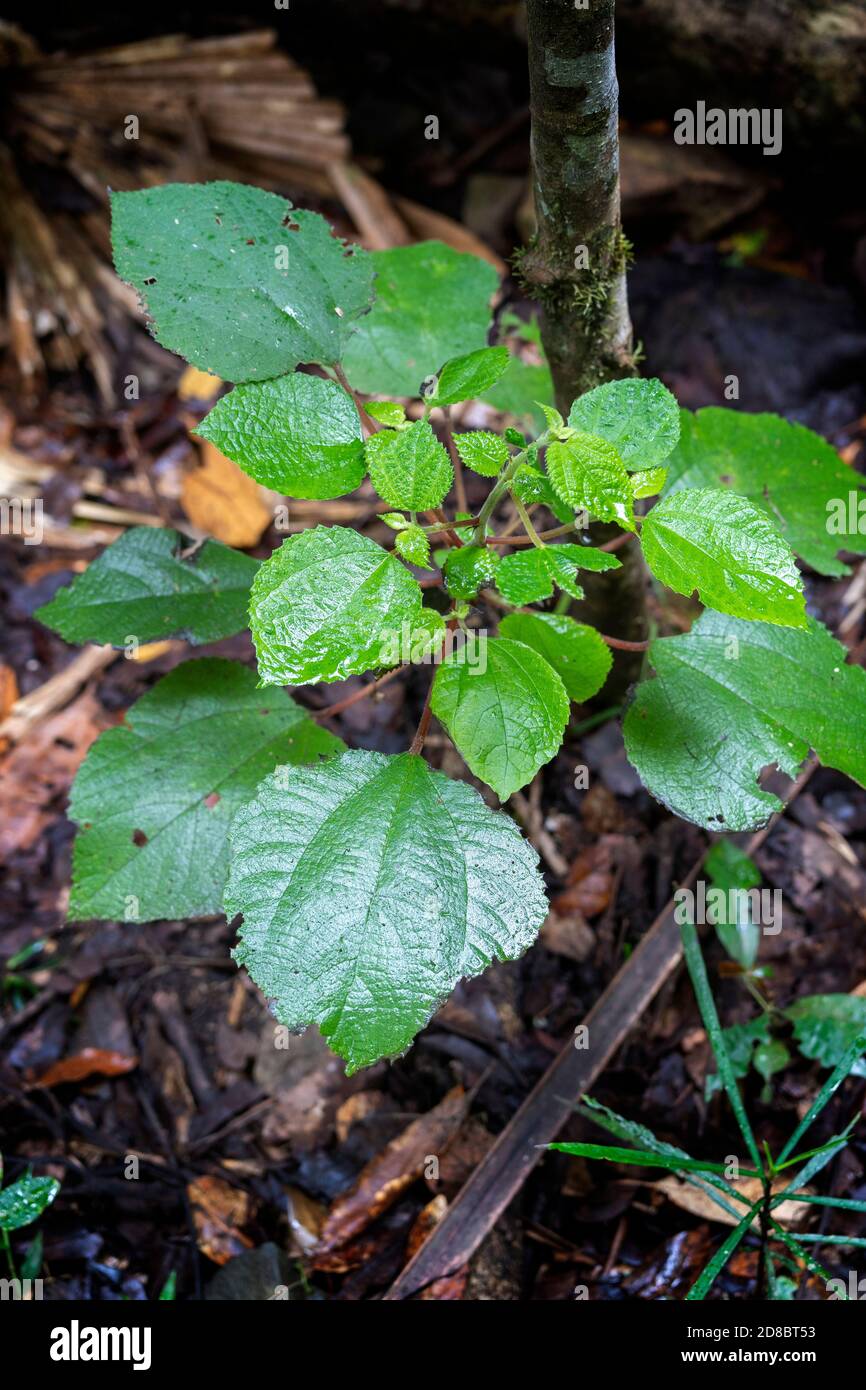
[38,179,866,1073]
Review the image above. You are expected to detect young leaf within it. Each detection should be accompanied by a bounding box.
[546,433,636,530]
[430,635,569,799]
[249,525,441,686]
[0,1175,60,1231]
[705,1017,772,1099]
[624,610,866,831]
[36,527,259,647]
[567,378,680,469]
[705,840,762,969]
[195,374,364,500]
[341,241,498,397]
[394,524,431,569]
[454,430,510,477]
[664,408,866,577]
[226,749,548,1072]
[495,543,620,606]
[443,545,500,600]
[511,464,572,522]
[705,841,761,894]
[641,488,807,627]
[785,996,866,1075]
[111,182,374,381]
[630,467,667,499]
[365,419,452,511]
[499,613,612,703]
[548,1143,759,1179]
[430,346,510,406]
[69,659,343,923]
[365,400,406,428]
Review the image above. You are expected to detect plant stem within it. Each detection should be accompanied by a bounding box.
[1,1228,16,1281]
[512,495,546,548]
[409,680,435,756]
[471,436,548,546]
[333,363,381,435]
[600,633,649,652]
[442,408,468,514]
[313,667,403,721]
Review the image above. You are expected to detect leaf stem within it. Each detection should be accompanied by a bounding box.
[409,680,435,756]
[600,633,650,652]
[512,495,546,549]
[313,667,403,721]
[442,408,469,515]
[332,363,381,436]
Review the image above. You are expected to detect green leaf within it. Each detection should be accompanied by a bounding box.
[195,374,364,500]
[226,749,548,1072]
[35,527,258,647]
[686,1201,763,1301]
[365,400,406,428]
[623,610,866,831]
[681,920,763,1170]
[69,659,343,922]
[776,1020,866,1168]
[548,1142,758,1179]
[705,841,761,894]
[641,488,806,627]
[495,543,620,605]
[664,408,866,577]
[630,467,667,499]
[111,182,374,381]
[546,433,636,530]
[394,524,431,569]
[754,1038,790,1085]
[785,995,866,1076]
[454,430,510,477]
[499,613,612,703]
[567,378,681,469]
[705,1016,772,1099]
[430,635,569,799]
[0,1175,60,1231]
[365,419,453,510]
[341,241,498,397]
[705,841,762,969]
[249,525,439,686]
[481,357,555,435]
[431,346,509,406]
[511,463,572,522]
[443,545,500,600]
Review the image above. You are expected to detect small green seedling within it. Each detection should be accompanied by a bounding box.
[0,1156,60,1284]
[549,923,866,1300]
[37,180,866,1072]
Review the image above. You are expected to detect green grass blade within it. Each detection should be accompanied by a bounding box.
[681,921,762,1171]
[685,1200,762,1301]
[769,1220,844,1295]
[771,1192,866,1213]
[788,1234,866,1248]
[776,1029,866,1166]
[548,1142,760,1177]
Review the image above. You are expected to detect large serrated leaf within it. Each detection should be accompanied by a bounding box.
[36,527,259,647]
[623,610,866,831]
[499,612,612,703]
[495,543,620,605]
[365,419,453,510]
[341,241,498,397]
[546,434,636,530]
[663,408,866,578]
[226,749,548,1072]
[430,635,569,799]
[111,182,374,381]
[567,378,680,469]
[195,374,364,500]
[641,488,807,627]
[69,659,343,923]
[249,525,440,685]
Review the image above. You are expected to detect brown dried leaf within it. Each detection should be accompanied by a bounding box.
[33,1047,138,1088]
[182,440,270,547]
[656,1175,811,1230]
[188,1175,254,1266]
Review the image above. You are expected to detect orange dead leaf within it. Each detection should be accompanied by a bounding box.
[188,1175,254,1265]
[33,1047,138,1088]
[182,440,270,547]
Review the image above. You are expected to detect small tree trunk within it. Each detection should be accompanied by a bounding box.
[524,0,647,687]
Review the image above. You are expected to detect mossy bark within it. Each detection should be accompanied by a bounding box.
[524,0,647,688]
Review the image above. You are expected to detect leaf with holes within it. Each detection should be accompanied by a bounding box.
[663,408,866,577]
[111,182,374,381]
[69,659,343,923]
[36,527,259,647]
[567,378,680,469]
[546,434,635,530]
[431,635,569,799]
[496,543,620,605]
[249,525,442,685]
[341,241,497,396]
[365,419,452,510]
[641,488,807,627]
[226,749,548,1072]
[195,374,364,500]
[499,612,612,703]
[623,610,866,831]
